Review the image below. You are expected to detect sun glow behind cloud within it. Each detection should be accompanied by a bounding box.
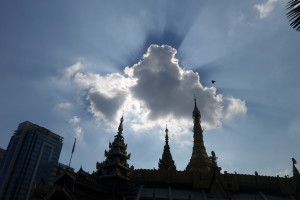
[63,45,247,138]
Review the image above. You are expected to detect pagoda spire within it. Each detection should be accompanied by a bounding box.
[96,116,133,180]
[292,158,300,177]
[186,97,212,171]
[193,97,201,122]
[118,115,124,135]
[158,125,176,170]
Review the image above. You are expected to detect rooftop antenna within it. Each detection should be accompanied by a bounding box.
[68,138,76,167]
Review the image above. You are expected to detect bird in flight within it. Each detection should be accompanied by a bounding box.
[211,80,216,84]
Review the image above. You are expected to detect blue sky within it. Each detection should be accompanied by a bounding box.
[0,0,300,176]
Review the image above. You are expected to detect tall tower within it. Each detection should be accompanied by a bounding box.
[158,126,176,170]
[96,116,132,180]
[186,98,212,171]
[0,121,63,200]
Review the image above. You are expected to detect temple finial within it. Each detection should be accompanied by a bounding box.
[118,115,124,135]
[193,96,201,121]
[292,158,300,176]
[165,123,169,144]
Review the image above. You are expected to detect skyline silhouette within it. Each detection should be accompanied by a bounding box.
[0,0,299,177]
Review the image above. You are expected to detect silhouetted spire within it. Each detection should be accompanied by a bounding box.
[193,97,201,122]
[158,125,176,170]
[186,97,212,172]
[118,115,124,135]
[293,158,300,177]
[165,125,169,145]
[96,116,133,180]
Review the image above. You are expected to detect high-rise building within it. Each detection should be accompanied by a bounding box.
[0,121,63,200]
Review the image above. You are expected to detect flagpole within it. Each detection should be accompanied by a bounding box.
[69,138,76,168]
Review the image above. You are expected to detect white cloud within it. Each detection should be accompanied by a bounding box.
[74,126,84,139]
[223,97,247,119]
[253,0,279,19]
[57,102,71,109]
[67,45,247,133]
[74,72,135,123]
[69,116,80,124]
[64,61,84,79]
[276,168,291,177]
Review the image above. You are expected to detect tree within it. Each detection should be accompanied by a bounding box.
[287,0,300,31]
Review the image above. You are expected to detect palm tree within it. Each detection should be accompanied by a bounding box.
[286,0,300,31]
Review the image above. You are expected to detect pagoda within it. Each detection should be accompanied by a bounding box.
[158,126,176,170]
[96,116,133,180]
[186,98,212,172]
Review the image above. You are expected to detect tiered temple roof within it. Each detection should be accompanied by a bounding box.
[96,116,132,180]
[158,126,176,170]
